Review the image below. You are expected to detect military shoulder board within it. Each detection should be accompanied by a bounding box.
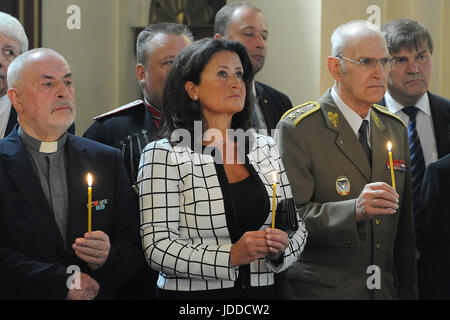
[372,104,406,127]
[281,101,321,126]
[94,100,144,120]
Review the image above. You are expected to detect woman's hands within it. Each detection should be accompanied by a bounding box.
[265,228,289,262]
[230,228,289,267]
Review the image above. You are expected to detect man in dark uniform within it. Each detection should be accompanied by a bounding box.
[83,23,192,299]
[276,20,417,299]
[214,2,292,132]
[84,23,193,190]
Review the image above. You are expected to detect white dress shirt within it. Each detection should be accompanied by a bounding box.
[384,91,437,166]
[0,94,11,138]
[331,86,371,147]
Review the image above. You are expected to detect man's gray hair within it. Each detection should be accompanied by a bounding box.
[214,2,261,36]
[0,12,28,53]
[331,20,382,57]
[381,18,433,55]
[136,22,193,67]
[7,48,66,88]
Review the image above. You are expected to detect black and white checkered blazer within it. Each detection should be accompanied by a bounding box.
[138,132,307,292]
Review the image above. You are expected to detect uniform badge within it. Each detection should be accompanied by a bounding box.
[372,111,381,128]
[87,199,109,211]
[386,159,406,171]
[328,112,339,128]
[336,176,350,196]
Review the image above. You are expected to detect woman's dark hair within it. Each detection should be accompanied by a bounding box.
[159,38,254,141]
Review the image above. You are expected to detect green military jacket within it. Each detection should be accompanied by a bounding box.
[275,89,418,300]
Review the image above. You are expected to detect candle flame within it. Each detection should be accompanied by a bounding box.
[87,173,93,187]
[272,171,277,184]
[387,141,392,152]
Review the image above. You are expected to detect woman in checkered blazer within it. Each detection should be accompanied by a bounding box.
[137,39,307,299]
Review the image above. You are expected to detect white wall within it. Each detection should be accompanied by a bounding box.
[233,0,322,107]
[41,0,449,134]
[42,0,150,135]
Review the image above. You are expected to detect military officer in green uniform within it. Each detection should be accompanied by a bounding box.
[275,20,418,299]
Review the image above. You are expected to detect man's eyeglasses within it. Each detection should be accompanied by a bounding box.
[336,54,393,70]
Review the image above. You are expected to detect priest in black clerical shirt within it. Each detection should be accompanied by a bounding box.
[0,48,142,300]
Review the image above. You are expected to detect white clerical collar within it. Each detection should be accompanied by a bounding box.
[39,141,58,153]
[331,85,371,136]
[18,127,67,154]
[384,91,431,116]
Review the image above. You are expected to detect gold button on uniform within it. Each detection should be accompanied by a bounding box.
[376,242,382,249]
[375,219,381,225]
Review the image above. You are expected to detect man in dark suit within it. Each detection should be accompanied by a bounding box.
[214,2,293,131]
[0,48,141,299]
[381,18,450,162]
[415,154,450,299]
[381,19,450,297]
[0,12,28,138]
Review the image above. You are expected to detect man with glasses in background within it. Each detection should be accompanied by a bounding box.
[0,12,74,138]
[275,20,417,299]
[0,12,28,138]
[381,18,450,299]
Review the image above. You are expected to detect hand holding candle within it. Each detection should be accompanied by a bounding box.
[87,173,93,232]
[387,142,396,191]
[271,171,277,229]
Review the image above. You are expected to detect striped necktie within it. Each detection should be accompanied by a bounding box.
[402,106,426,218]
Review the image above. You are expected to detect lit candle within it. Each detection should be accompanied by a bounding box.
[87,173,93,232]
[271,171,277,229]
[387,142,396,191]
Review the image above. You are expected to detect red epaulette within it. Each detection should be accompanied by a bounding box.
[93,100,144,120]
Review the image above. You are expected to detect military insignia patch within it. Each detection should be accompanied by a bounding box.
[336,176,350,196]
[87,199,109,211]
[328,112,339,128]
[281,101,320,126]
[372,111,381,128]
[386,159,406,171]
